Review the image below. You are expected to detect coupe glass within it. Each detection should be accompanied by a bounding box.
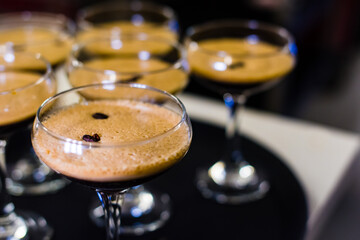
[0,11,74,195]
[185,20,296,204]
[76,0,178,43]
[0,11,74,68]
[66,35,188,234]
[32,83,192,240]
[0,50,55,239]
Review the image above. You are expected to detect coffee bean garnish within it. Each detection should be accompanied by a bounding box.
[228,61,245,69]
[92,113,109,119]
[82,134,101,142]
[13,45,26,51]
[120,75,141,83]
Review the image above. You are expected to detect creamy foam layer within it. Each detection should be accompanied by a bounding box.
[77,21,177,45]
[0,71,55,126]
[69,58,187,94]
[33,100,190,182]
[0,27,72,66]
[187,38,295,83]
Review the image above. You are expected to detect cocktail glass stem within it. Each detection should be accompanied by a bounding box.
[196,92,269,204]
[223,93,246,164]
[0,140,13,214]
[97,190,126,240]
[0,140,27,238]
[89,184,171,235]
[5,128,68,196]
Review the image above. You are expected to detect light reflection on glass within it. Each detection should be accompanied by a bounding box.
[208,161,226,185]
[224,56,232,66]
[138,51,150,61]
[213,61,227,71]
[1,42,15,63]
[239,165,254,179]
[14,224,27,239]
[189,42,198,51]
[102,71,117,85]
[4,53,15,63]
[247,34,260,44]
[138,191,154,212]
[131,14,144,26]
[130,207,142,218]
[111,39,123,50]
[102,83,116,90]
[64,142,83,155]
[129,191,154,217]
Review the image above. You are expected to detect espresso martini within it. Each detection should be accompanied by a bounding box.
[69,57,187,95]
[32,99,191,190]
[187,38,295,94]
[0,71,55,134]
[0,27,72,67]
[77,21,177,44]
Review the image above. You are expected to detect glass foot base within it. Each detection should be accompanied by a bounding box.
[5,127,69,196]
[0,210,53,240]
[90,186,171,236]
[6,176,69,196]
[196,163,270,204]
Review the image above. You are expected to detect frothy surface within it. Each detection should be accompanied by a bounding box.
[77,21,177,45]
[0,27,72,66]
[69,58,187,94]
[33,100,190,182]
[0,71,55,126]
[187,38,295,83]
[0,71,40,92]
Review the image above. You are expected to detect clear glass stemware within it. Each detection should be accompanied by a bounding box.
[0,11,74,196]
[74,2,183,233]
[0,11,74,68]
[32,83,192,240]
[76,0,178,44]
[185,19,297,204]
[0,49,54,239]
[67,34,188,235]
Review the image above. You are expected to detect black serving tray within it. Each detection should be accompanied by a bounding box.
[10,120,308,240]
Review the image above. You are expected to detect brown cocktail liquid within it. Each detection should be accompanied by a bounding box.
[33,100,190,190]
[0,72,55,134]
[187,38,294,94]
[77,21,177,45]
[0,27,72,68]
[69,58,187,95]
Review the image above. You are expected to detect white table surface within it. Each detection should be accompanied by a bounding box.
[56,68,360,238]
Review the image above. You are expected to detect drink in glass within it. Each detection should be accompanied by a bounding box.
[76,1,178,44]
[67,34,188,234]
[0,50,54,239]
[0,12,74,68]
[32,83,192,240]
[0,11,74,195]
[185,20,296,204]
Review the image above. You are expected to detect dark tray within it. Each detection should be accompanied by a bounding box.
[11,120,308,240]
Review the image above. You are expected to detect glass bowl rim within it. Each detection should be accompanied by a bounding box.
[0,50,52,95]
[0,11,74,47]
[185,19,296,58]
[76,0,177,30]
[35,82,191,148]
[69,34,186,76]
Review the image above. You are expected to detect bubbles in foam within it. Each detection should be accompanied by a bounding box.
[33,99,190,182]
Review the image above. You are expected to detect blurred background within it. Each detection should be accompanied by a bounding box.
[1,0,360,239]
[1,0,359,131]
